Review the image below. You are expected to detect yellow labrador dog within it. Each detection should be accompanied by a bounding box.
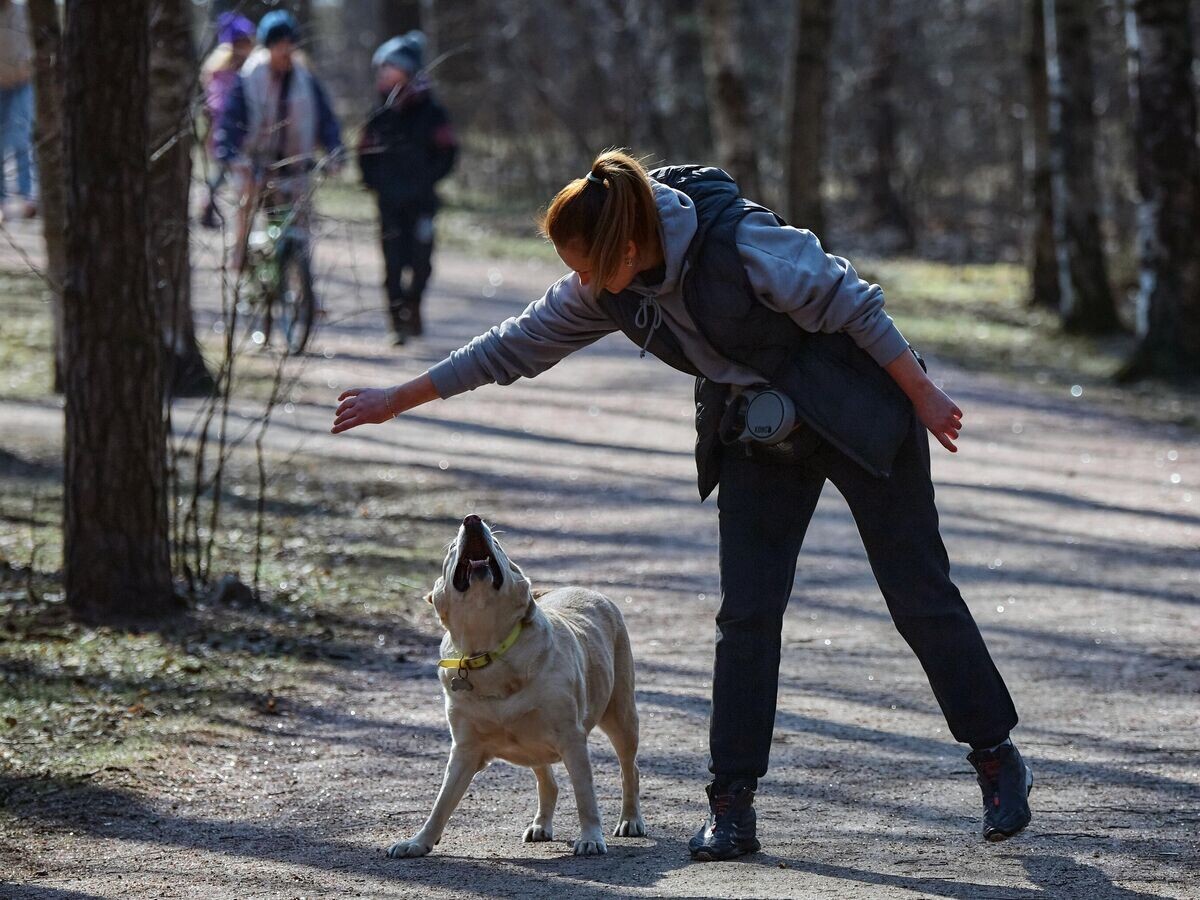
[386,514,645,858]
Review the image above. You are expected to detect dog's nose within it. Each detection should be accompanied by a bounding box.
[462,514,482,528]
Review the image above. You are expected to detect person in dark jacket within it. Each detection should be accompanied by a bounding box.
[359,31,458,344]
[331,151,1033,860]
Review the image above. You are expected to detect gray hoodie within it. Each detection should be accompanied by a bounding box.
[428,179,909,398]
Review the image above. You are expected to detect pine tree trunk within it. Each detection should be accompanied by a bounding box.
[1118,0,1200,380]
[664,0,713,161]
[864,0,914,250]
[1026,0,1060,309]
[1044,0,1121,333]
[151,0,215,399]
[424,0,482,128]
[381,0,422,38]
[26,0,66,392]
[63,0,174,622]
[784,0,833,233]
[700,0,762,201]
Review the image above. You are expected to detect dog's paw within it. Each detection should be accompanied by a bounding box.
[612,816,646,838]
[386,838,433,858]
[523,823,554,842]
[572,837,608,856]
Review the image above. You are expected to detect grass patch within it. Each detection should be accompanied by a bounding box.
[1,421,449,786]
[0,271,54,403]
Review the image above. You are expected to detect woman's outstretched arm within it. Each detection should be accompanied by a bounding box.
[331,372,439,434]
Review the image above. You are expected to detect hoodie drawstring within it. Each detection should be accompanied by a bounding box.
[634,295,663,358]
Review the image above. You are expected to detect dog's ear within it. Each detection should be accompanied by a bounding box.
[425,576,444,605]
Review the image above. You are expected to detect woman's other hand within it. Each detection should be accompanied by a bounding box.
[883,351,963,452]
[912,382,963,452]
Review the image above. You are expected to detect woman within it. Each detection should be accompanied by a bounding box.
[331,151,1032,860]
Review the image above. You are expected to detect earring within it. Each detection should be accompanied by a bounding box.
[624,257,634,267]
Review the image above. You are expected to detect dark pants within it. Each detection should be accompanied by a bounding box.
[710,418,1019,780]
[379,201,434,334]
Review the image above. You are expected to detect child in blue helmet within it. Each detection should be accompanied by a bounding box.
[359,31,458,344]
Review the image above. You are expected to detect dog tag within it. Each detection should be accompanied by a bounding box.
[450,675,473,692]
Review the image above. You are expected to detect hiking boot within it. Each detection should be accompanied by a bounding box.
[388,301,410,345]
[968,741,1033,842]
[688,779,760,861]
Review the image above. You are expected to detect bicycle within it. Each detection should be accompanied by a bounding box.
[241,171,318,355]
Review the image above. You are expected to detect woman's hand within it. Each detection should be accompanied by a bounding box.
[912,382,963,453]
[331,373,440,434]
[883,351,963,452]
[332,387,396,433]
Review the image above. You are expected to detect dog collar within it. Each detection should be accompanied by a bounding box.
[438,621,524,671]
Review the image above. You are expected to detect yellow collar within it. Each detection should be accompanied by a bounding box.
[438,620,524,671]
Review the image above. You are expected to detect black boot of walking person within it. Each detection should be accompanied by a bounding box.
[389,297,414,346]
[968,739,1033,841]
[689,779,761,862]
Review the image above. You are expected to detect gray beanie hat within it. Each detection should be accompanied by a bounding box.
[373,30,426,75]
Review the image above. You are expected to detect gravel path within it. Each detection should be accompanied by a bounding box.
[2,214,1198,899]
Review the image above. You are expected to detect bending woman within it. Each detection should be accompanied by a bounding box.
[331,150,1032,860]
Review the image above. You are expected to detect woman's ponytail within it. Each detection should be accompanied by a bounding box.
[539,149,660,294]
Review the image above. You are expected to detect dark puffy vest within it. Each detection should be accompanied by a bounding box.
[595,166,915,500]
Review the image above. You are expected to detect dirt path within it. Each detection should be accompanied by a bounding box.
[2,213,1198,899]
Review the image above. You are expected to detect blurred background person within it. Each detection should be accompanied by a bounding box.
[199,11,256,228]
[214,9,342,268]
[358,31,457,344]
[0,0,37,220]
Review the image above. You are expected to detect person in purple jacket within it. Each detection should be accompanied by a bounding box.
[331,150,1033,860]
[199,12,255,228]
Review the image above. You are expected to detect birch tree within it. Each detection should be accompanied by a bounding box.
[1119,0,1200,379]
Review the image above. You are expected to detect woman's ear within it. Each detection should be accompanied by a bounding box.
[625,239,638,265]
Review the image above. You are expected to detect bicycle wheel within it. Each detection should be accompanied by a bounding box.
[275,237,316,354]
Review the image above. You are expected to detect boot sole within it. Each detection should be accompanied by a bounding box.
[690,839,761,862]
[984,764,1034,843]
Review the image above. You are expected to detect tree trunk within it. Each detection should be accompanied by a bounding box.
[783,0,834,232]
[700,0,762,200]
[1044,0,1121,333]
[863,0,914,250]
[1117,0,1200,380]
[424,0,482,128]
[26,0,66,392]
[1026,0,1060,309]
[63,0,174,622]
[150,0,215,398]
[663,0,713,161]
[381,0,422,38]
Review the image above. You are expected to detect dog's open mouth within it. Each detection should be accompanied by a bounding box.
[452,520,504,593]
